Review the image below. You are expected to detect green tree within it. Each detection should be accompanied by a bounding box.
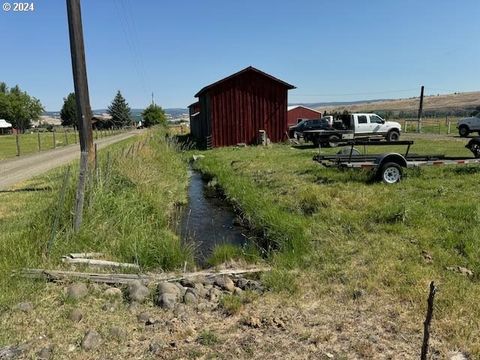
[107,91,131,128]
[141,103,167,127]
[60,93,77,127]
[0,84,43,131]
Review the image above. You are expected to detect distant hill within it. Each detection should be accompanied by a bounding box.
[289,99,390,108]
[314,91,480,117]
[44,108,188,119]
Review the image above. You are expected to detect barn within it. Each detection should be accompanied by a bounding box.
[287,105,322,127]
[189,66,296,148]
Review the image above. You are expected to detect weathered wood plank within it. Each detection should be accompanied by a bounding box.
[61,257,139,269]
[19,267,270,285]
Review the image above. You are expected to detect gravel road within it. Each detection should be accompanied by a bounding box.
[0,130,140,190]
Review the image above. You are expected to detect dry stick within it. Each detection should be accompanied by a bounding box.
[67,252,104,259]
[94,143,98,179]
[73,151,88,232]
[47,166,71,254]
[15,133,20,156]
[61,257,140,269]
[421,281,437,360]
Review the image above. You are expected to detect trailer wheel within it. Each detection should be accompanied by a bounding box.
[328,135,340,148]
[378,162,403,184]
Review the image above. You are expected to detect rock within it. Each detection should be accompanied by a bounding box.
[233,287,243,296]
[109,326,127,341]
[448,351,468,360]
[137,312,155,324]
[447,266,474,277]
[422,250,433,263]
[36,345,53,360]
[156,282,182,298]
[104,287,123,298]
[16,302,33,313]
[179,278,196,288]
[101,302,116,312]
[183,289,197,305]
[67,283,88,301]
[243,316,262,328]
[155,293,177,310]
[244,280,265,293]
[207,287,222,302]
[149,341,164,355]
[235,278,249,289]
[81,330,102,351]
[69,308,83,322]
[214,275,235,292]
[127,280,150,303]
[175,283,187,297]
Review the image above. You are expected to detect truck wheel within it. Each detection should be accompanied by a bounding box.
[459,125,469,137]
[328,135,340,148]
[386,130,400,142]
[378,162,403,184]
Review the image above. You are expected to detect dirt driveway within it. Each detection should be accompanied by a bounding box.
[0,130,140,190]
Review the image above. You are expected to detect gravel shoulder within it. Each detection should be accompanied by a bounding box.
[0,130,141,190]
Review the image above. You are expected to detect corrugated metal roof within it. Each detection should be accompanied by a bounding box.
[195,66,296,97]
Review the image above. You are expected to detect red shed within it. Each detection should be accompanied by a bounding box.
[287,105,322,126]
[190,66,295,148]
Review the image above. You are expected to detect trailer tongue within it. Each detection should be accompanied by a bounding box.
[313,138,480,184]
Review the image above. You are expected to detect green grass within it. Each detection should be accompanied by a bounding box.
[0,129,124,160]
[192,136,480,356]
[0,129,192,311]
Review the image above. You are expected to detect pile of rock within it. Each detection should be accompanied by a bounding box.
[125,275,265,310]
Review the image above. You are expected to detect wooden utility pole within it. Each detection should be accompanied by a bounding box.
[66,0,94,162]
[66,0,94,231]
[417,85,424,133]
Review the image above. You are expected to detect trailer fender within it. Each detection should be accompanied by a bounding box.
[374,153,408,169]
[466,137,480,158]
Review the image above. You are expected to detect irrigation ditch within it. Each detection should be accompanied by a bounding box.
[176,165,269,267]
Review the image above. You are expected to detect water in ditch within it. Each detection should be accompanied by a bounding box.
[178,169,249,265]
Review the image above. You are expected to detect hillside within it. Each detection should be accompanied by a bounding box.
[317,91,480,115]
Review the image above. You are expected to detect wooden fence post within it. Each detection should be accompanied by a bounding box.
[64,130,69,145]
[15,133,20,156]
[74,151,88,232]
[52,129,56,149]
[447,121,451,134]
[37,131,41,151]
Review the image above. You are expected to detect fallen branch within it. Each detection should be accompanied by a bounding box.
[61,257,139,269]
[19,267,271,285]
[66,252,105,259]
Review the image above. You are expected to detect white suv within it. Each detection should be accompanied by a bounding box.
[457,113,480,137]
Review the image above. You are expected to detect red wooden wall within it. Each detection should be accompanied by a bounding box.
[287,106,321,126]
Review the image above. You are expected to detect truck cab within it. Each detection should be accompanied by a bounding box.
[352,113,401,141]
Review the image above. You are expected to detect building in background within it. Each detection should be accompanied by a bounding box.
[287,105,322,127]
[190,66,295,148]
[0,119,12,135]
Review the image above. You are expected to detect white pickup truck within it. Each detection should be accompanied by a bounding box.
[457,113,480,137]
[300,113,402,147]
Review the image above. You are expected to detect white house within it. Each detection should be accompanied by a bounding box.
[0,119,12,135]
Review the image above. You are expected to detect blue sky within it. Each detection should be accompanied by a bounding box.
[1,0,479,110]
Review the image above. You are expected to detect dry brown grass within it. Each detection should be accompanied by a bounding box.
[321,91,480,113]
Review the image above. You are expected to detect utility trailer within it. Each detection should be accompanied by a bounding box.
[313,138,480,184]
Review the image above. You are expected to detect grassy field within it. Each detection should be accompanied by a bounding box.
[193,136,480,356]
[0,129,192,311]
[1,131,479,357]
[0,129,125,160]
